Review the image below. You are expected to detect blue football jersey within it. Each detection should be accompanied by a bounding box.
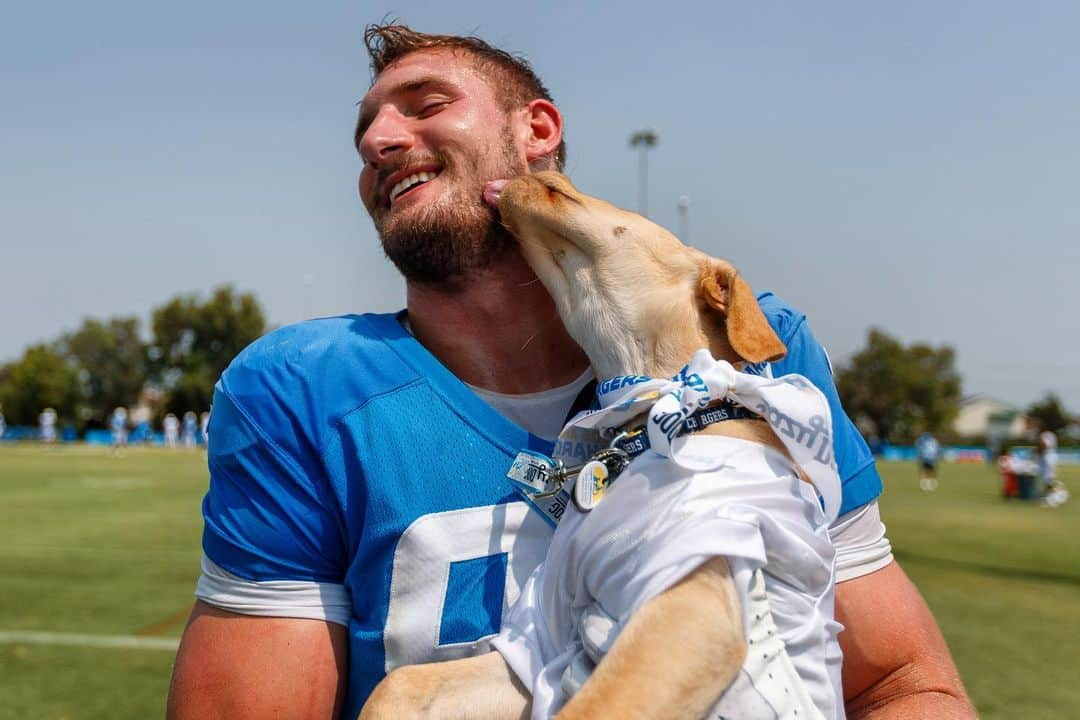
[202,312,555,718]
[200,296,881,718]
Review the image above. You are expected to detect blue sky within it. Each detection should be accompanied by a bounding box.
[2,1,1077,410]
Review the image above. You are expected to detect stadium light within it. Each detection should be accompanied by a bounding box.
[629,129,658,217]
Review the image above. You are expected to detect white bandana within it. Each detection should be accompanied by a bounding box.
[564,348,842,522]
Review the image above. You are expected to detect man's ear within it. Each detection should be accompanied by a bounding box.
[700,261,786,364]
[521,99,562,167]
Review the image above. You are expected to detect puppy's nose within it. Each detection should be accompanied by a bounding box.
[483,179,510,206]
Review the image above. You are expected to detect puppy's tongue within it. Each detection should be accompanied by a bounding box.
[483,179,510,206]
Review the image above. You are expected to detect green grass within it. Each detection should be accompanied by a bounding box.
[0,445,206,720]
[0,446,1077,719]
[878,461,1080,719]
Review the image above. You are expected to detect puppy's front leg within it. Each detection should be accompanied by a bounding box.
[359,650,530,720]
[557,557,746,720]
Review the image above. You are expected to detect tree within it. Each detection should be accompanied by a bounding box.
[836,328,962,443]
[56,316,149,426]
[1026,393,1070,434]
[0,343,82,427]
[150,285,266,415]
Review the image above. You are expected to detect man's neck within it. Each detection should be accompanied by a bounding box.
[406,250,590,394]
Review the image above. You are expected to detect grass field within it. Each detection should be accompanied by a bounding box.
[0,445,1077,719]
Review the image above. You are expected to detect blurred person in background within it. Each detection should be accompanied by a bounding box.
[163,413,180,449]
[1038,430,1069,507]
[131,405,152,445]
[0,403,6,440]
[110,406,129,452]
[182,411,199,448]
[39,407,57,444]
[199,411,210,447]
[1037,429,1058,491]
[917,431,941,491]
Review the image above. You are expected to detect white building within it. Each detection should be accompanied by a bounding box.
[952,396,1028,439]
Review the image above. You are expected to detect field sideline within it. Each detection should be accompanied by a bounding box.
[1,445,1077,719]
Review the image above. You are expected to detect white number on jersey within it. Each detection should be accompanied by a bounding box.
[383,502,551,671]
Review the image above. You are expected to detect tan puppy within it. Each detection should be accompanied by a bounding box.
[361,173,800,720]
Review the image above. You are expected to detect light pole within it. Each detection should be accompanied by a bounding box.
[677,195,690,245]
[629,129,658,217]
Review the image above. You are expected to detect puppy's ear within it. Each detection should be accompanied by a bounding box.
[701,261,786,364]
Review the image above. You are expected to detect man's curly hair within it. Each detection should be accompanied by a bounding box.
[363,23,565,169]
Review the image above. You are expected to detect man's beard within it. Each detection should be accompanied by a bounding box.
[375,132,523,286]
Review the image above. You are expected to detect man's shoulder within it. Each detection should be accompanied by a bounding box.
[230,312,392,365]
[755,291,807,341]
[218,312,422,416]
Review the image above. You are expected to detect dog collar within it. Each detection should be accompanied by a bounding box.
[607,398,761,458]
[506,349,843,526]
[506,397,760,522]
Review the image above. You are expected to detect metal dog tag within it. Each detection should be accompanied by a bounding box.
[573,460,610,512]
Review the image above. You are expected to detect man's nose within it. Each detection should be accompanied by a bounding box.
[359,106,413,167]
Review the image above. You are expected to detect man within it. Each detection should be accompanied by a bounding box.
[1037,429,1068,507]
[131,404,152,445]
[168,24,973,720]
[162,412,180,449]
[916,431,941,491]
[1037,430,1058,489]
[110,406,129,452]
[182,411,199,449]
[39,407,57,444]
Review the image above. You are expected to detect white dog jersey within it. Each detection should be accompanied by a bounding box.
[493,435,844,719]
[494,352,845,720]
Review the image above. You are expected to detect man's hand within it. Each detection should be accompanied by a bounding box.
[167,600,348,720]
[837,561,975,719]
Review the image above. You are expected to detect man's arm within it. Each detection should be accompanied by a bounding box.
[836,561,975,719]
[762,301,974,717]
[167,600,348,720]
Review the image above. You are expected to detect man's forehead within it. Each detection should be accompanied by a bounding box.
[362,49,483,105]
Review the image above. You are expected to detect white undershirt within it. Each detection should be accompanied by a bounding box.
[468,369,595,441]
[400,313,595,442]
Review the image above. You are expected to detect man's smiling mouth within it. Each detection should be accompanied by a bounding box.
[389,170,439,204]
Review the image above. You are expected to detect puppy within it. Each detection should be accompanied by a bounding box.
[360,173,842,720]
